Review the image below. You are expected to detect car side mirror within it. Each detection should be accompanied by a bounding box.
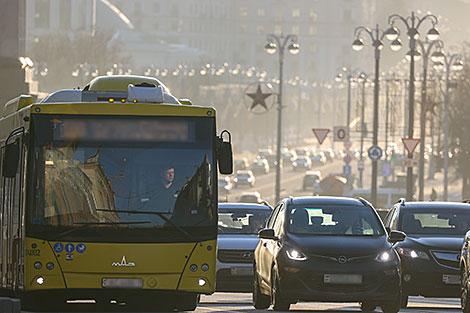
[258,228,277,240]
[388,230,406,243]
[218,130,233,175]
[2,142,20,178]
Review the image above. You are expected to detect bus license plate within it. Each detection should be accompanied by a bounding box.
[102,278,143,289]
[230,268,253,276]
[443,275,460,285]
[324,274,362,285]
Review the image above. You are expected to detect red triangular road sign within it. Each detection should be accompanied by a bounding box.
[402,138,420,155]
[312,128,330,145]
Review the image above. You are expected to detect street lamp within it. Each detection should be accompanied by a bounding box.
[352,24,387,206]
[433,51,464,200]
[358,72,368,188]
[265,34,300,203]
[411,39,444,201]
[387,11,439,200]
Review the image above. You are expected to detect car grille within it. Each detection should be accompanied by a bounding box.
[218,249,254,263]
[431,250,460,269]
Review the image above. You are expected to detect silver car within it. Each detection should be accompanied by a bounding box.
[216,203,272,292]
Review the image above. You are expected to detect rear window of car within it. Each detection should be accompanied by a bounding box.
[218,208,271,234]
[400,208,470,236]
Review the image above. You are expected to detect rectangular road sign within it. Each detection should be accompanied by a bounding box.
[333,126,349,142]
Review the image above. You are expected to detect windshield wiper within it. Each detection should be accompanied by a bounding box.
[95,209,194,241]
[55,221,151,240]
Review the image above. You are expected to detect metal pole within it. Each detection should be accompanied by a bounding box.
[359,79,366,188]
[347,75,352,132]
[274,46,285,204]
[371,39,381,206]
[418,50,428,200]
[406,18,417,200]
[385,79,390,157]
[443,62,450,201]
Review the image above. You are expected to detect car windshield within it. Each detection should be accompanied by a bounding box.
[29,115,216,241]
[400,209,470,236]
[288,205,385,236]
[218,207,271,234]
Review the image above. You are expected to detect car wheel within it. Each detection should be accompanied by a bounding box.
[400,294,408,308]
[462,269,470,313]
[271,266,291,311]
[380,300,400,313]
[253,270,270,310]
[360,301,376,312]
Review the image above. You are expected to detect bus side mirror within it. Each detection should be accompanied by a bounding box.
[2,142,20,178]
[218,130,233,175]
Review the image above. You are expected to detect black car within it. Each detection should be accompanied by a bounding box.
[253,196,405,312]
[384,200,470,308]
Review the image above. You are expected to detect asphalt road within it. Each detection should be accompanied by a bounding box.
[20,293,461,312]
[225,160,344,204]
[197,293,461,313]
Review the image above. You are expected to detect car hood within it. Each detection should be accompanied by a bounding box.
[286,234,390,257]
[217,234,260,250]
[404,235,464,251]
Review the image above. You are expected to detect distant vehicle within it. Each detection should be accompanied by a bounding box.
[295,147,309,157]
[239,192,263,204]
[302,170,322,192]
[384,200,470,308]
[217,203,273,292]
[257,148,274,164]
[253,196,404,312]
[322,149,335,162]
[310,151,327,166]
[281,148,297,163]
[218,176,233,200]
[292,156,312,171]
[251,158,270,175]
[234,158,249,171]
[346,187,406,209]
[234,170,255,188]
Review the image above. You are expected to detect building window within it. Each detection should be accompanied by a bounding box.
[292,9,300,18]
[310,44,316,53]
[257,8,265,17]
[274,25,282,35]
[343,9,351,22]
[310,9,317,20]
[292,25,300,35]
[309,25,317,35]
[34,0,50,29]
[59,0,71,30]
[257,25,265,34]
[154,2,160,13]
[240,7,248,17]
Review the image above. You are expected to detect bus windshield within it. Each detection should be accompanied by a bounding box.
[29,115,216,242]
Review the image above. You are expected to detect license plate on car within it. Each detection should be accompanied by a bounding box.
[442,274,460,285]
[230,267,253,276]
[324,274,362,285]
[102,278,143,289]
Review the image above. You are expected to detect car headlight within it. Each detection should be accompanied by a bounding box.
[286,249,307,261]
[234,178,238,182]
[293,162,298,166]
[247,178,253,182]
[376,250,394,263]
[397,248,429,260]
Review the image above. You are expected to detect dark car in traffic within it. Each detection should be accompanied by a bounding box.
[253,196,405,312]
[384,200,470,308]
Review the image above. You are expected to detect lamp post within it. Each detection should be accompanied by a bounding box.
[358,72,368,188]
[414,39,444,200]
[433,52,464,200]
[386,11,439,200]
[335,67,354,135]
[352,24,389,206]
[265,34,300,203]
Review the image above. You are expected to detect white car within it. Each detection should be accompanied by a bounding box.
[292,156,312,171]
[234,170,255,188]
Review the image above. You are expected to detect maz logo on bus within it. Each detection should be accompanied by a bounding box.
[112,256,136,267]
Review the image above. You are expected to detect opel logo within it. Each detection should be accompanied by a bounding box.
[112,256,136,267]
[242,251,253,259]
[338,256,348,264]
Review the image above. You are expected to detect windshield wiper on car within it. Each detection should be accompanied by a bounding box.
[95,209,193,241]
[56,221,152,240]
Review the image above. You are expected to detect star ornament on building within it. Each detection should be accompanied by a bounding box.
[247,84,273,111]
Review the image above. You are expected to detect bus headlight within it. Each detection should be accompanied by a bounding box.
[201,264,209,272]
[36,276,45,285]
[34,261,42,270]
[198,278,207,287]
[46,262,55,270]
[190,264,198,272]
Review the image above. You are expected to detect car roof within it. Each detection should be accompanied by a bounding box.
[287,196,365,207]
[218,202,272,210]
[399,201,470,210]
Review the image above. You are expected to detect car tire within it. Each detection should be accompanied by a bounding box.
[380,300,400,313]
[360,301,376,312]
[462,268,470,313]
[253,270,270,310]
[271,266,291,311]
[400,294,408,308]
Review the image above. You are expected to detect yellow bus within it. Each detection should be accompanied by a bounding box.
[0,75,232,312]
